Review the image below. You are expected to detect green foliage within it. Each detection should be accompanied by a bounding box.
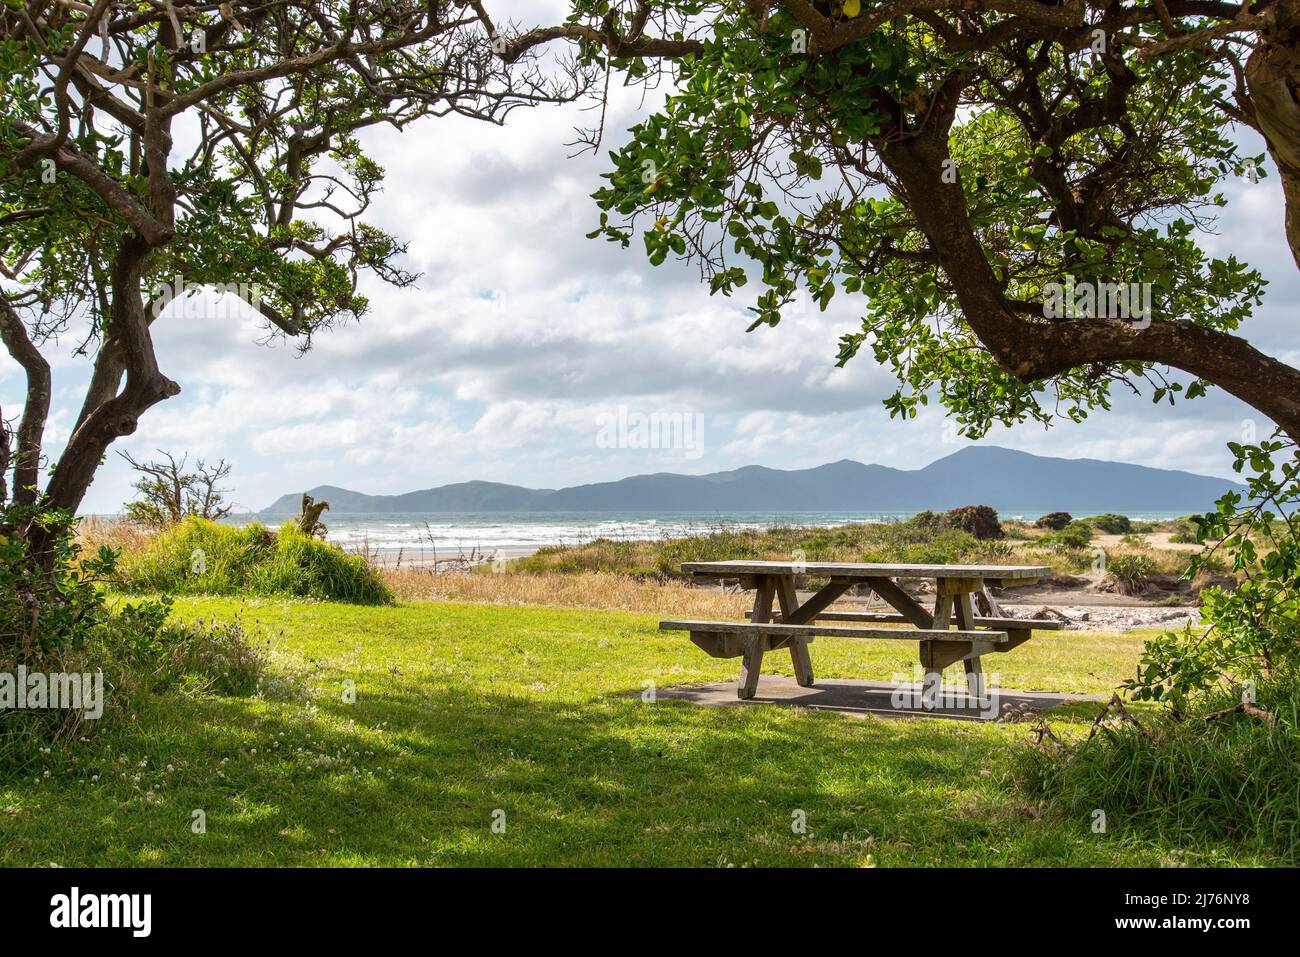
[1052,521,1095,551]
[1014,674,1300,856]
[907,510,941,528]
[0,505,279,775]
[1086,513,1133,535]
[584,6,1265,437]
[118,518,390,604]
[1,9,565,358]
[1035,512,1072,531]
[1126,436,1300,712]
[999,521,1034,541]
[0,504,118,656]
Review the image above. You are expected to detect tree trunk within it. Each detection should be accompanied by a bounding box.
[40,235,179,518]
[0,297,52,507]
[1247,0,1300,271]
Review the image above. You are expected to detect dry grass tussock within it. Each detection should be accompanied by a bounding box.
[383,569,752,618]
[74,516,159,556]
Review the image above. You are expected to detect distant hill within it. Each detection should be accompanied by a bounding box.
[260,446,1244,515]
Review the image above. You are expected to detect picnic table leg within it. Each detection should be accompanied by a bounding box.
[775,576,814,687]
[953,584,985,701]
[738,576,776,699]
[921,587,954,705]
[963,655,986,703]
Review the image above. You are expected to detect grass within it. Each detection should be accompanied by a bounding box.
[0,597,1281,866]
[1014,669,1300,855]
[117,517,391,604]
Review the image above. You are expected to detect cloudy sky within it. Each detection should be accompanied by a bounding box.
[6,3,1299,514]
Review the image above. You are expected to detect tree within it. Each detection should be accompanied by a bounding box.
[120,450,233,527]
[504,1,1300,441]
[1,1,584,558]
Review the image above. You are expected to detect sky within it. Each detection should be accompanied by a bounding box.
[5,2,1299,515]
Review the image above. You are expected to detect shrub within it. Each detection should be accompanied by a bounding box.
[907,509,942,530]
[1126,437,1300,712]
[1,503,152,773]
[1,503,118,655]
[1086,513,1132,534]
[1105,552,1157,595]
[152,614,282,698]
[1035,511,1072,531]
[2,603,287,778]
[1052,520,1094,550]
[119,517,391,603]
[941,505,1003,540]
[653,531,766,577]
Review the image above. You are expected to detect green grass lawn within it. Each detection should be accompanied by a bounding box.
[0,599,1273,866]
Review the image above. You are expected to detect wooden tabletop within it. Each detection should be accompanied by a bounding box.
[681,561,1050,580]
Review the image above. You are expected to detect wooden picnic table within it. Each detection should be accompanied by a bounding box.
[660,560,1057,702]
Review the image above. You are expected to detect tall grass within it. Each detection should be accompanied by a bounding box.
[510,520,1207,584]
[75,516,159,556]
[118,518,391,604]
[384,568,753,618]
[515,522,990,578]
[1012,675,1300,858]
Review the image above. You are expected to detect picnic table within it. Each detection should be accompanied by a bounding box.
[660,561,1059,702]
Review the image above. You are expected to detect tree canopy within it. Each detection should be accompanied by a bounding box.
[507,0,1300,440]
[1,0,584,533]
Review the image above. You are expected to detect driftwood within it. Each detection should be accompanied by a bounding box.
[294,493,329,538]
[1204,701,1278,726]
[1087,692,1155,742]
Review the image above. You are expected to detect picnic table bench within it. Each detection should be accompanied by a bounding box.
[660,561,1060,701]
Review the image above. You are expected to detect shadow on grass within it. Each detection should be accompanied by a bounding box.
[2,674,1107,867]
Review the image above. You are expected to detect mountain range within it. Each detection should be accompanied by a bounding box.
[260,446,1244,515]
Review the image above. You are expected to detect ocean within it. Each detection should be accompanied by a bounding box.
[240,508,1195,560]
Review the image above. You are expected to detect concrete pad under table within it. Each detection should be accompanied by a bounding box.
[651,676,1102,722]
